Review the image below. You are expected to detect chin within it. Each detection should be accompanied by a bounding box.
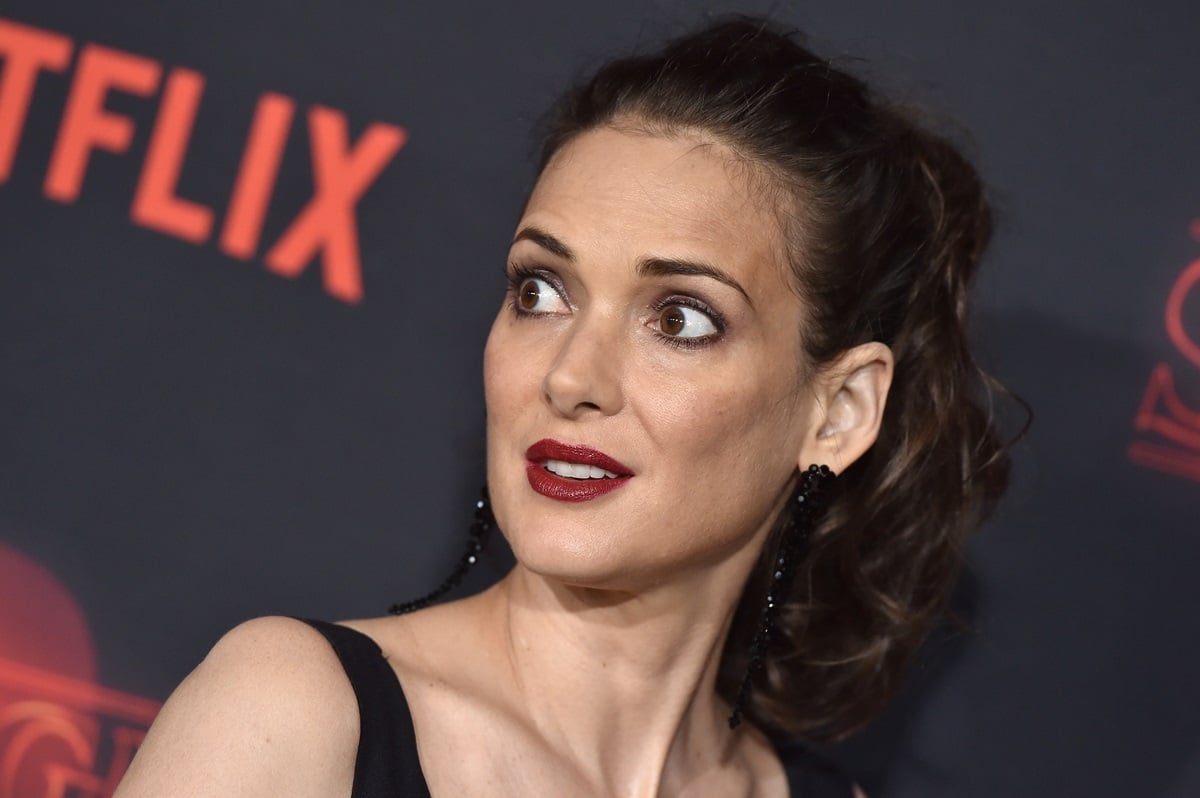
[506,530,663,598]
[508,524,616,578]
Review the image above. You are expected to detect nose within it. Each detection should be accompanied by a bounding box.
[542,313,624,418]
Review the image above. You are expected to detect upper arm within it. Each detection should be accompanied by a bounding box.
[114,616,359,798]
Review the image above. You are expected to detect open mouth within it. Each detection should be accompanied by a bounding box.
[524,439,633,502]
[542,459,620,480]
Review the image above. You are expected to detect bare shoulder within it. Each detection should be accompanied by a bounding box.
[115,616,359,798]
[340,602,480,685]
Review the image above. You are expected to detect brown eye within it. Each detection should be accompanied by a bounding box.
[519,278,541,311]
[660,306,687,336]
[511,274,568,315]
[654,303,719,341]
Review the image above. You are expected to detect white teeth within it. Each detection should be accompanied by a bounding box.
[544,459,619,479]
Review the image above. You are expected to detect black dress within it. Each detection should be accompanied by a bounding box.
[301,619,853,797]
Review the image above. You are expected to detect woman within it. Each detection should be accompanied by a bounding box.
[115,15,1008,798]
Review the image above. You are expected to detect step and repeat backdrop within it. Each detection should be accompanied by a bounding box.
[1,1,1197,796]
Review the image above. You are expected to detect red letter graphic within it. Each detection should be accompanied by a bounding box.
[1166,257,1200,371]
[0,19,74,183]
[130,67,213,244]
[264,107,406,303]
[218,91,295,260]
[44,43,160,203]
[1130,255,1200,482]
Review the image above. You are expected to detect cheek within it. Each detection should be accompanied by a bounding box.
[483,321,528,534]
[483,316,539,415]
[482,320,505,411]
[483,321,523,461]
[637,359,807,484]
[483,316,552,507]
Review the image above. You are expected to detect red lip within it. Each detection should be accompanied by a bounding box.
[525,440,633,475]
[524,439,634,503]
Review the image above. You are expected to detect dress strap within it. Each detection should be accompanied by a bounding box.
[298,618,851,797]
[297,618,432,798]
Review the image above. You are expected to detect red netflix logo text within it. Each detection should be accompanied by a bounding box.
[1129,222,1200,482]
[0,17,406,303]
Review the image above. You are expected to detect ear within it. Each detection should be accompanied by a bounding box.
[798,342,894,474]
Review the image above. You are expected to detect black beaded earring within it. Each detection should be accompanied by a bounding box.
[728,464,836,729]
[389,486,494,615]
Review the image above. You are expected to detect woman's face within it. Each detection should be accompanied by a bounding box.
[484,125,821,590]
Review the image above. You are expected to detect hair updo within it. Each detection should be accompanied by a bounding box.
[536,16,1012,741]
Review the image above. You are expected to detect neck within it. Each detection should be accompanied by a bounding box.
[478,552,761,797]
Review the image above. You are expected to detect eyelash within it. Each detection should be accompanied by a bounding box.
[505,263,567,315]
[649,296,726,350]
[504,262,727,350]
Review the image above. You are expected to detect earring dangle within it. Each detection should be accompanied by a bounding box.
[389,486,495,615]
[728,464,836,729]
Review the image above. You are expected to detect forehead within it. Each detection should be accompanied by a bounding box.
[522,126,793,296]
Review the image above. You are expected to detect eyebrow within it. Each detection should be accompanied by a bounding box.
[635,257,752,306]
[511,225,753,306]
[512,226,575,261]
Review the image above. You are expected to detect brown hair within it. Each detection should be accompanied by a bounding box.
[537,16,1013,740]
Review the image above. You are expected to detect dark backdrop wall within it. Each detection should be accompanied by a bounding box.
[1,1,1197,796]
